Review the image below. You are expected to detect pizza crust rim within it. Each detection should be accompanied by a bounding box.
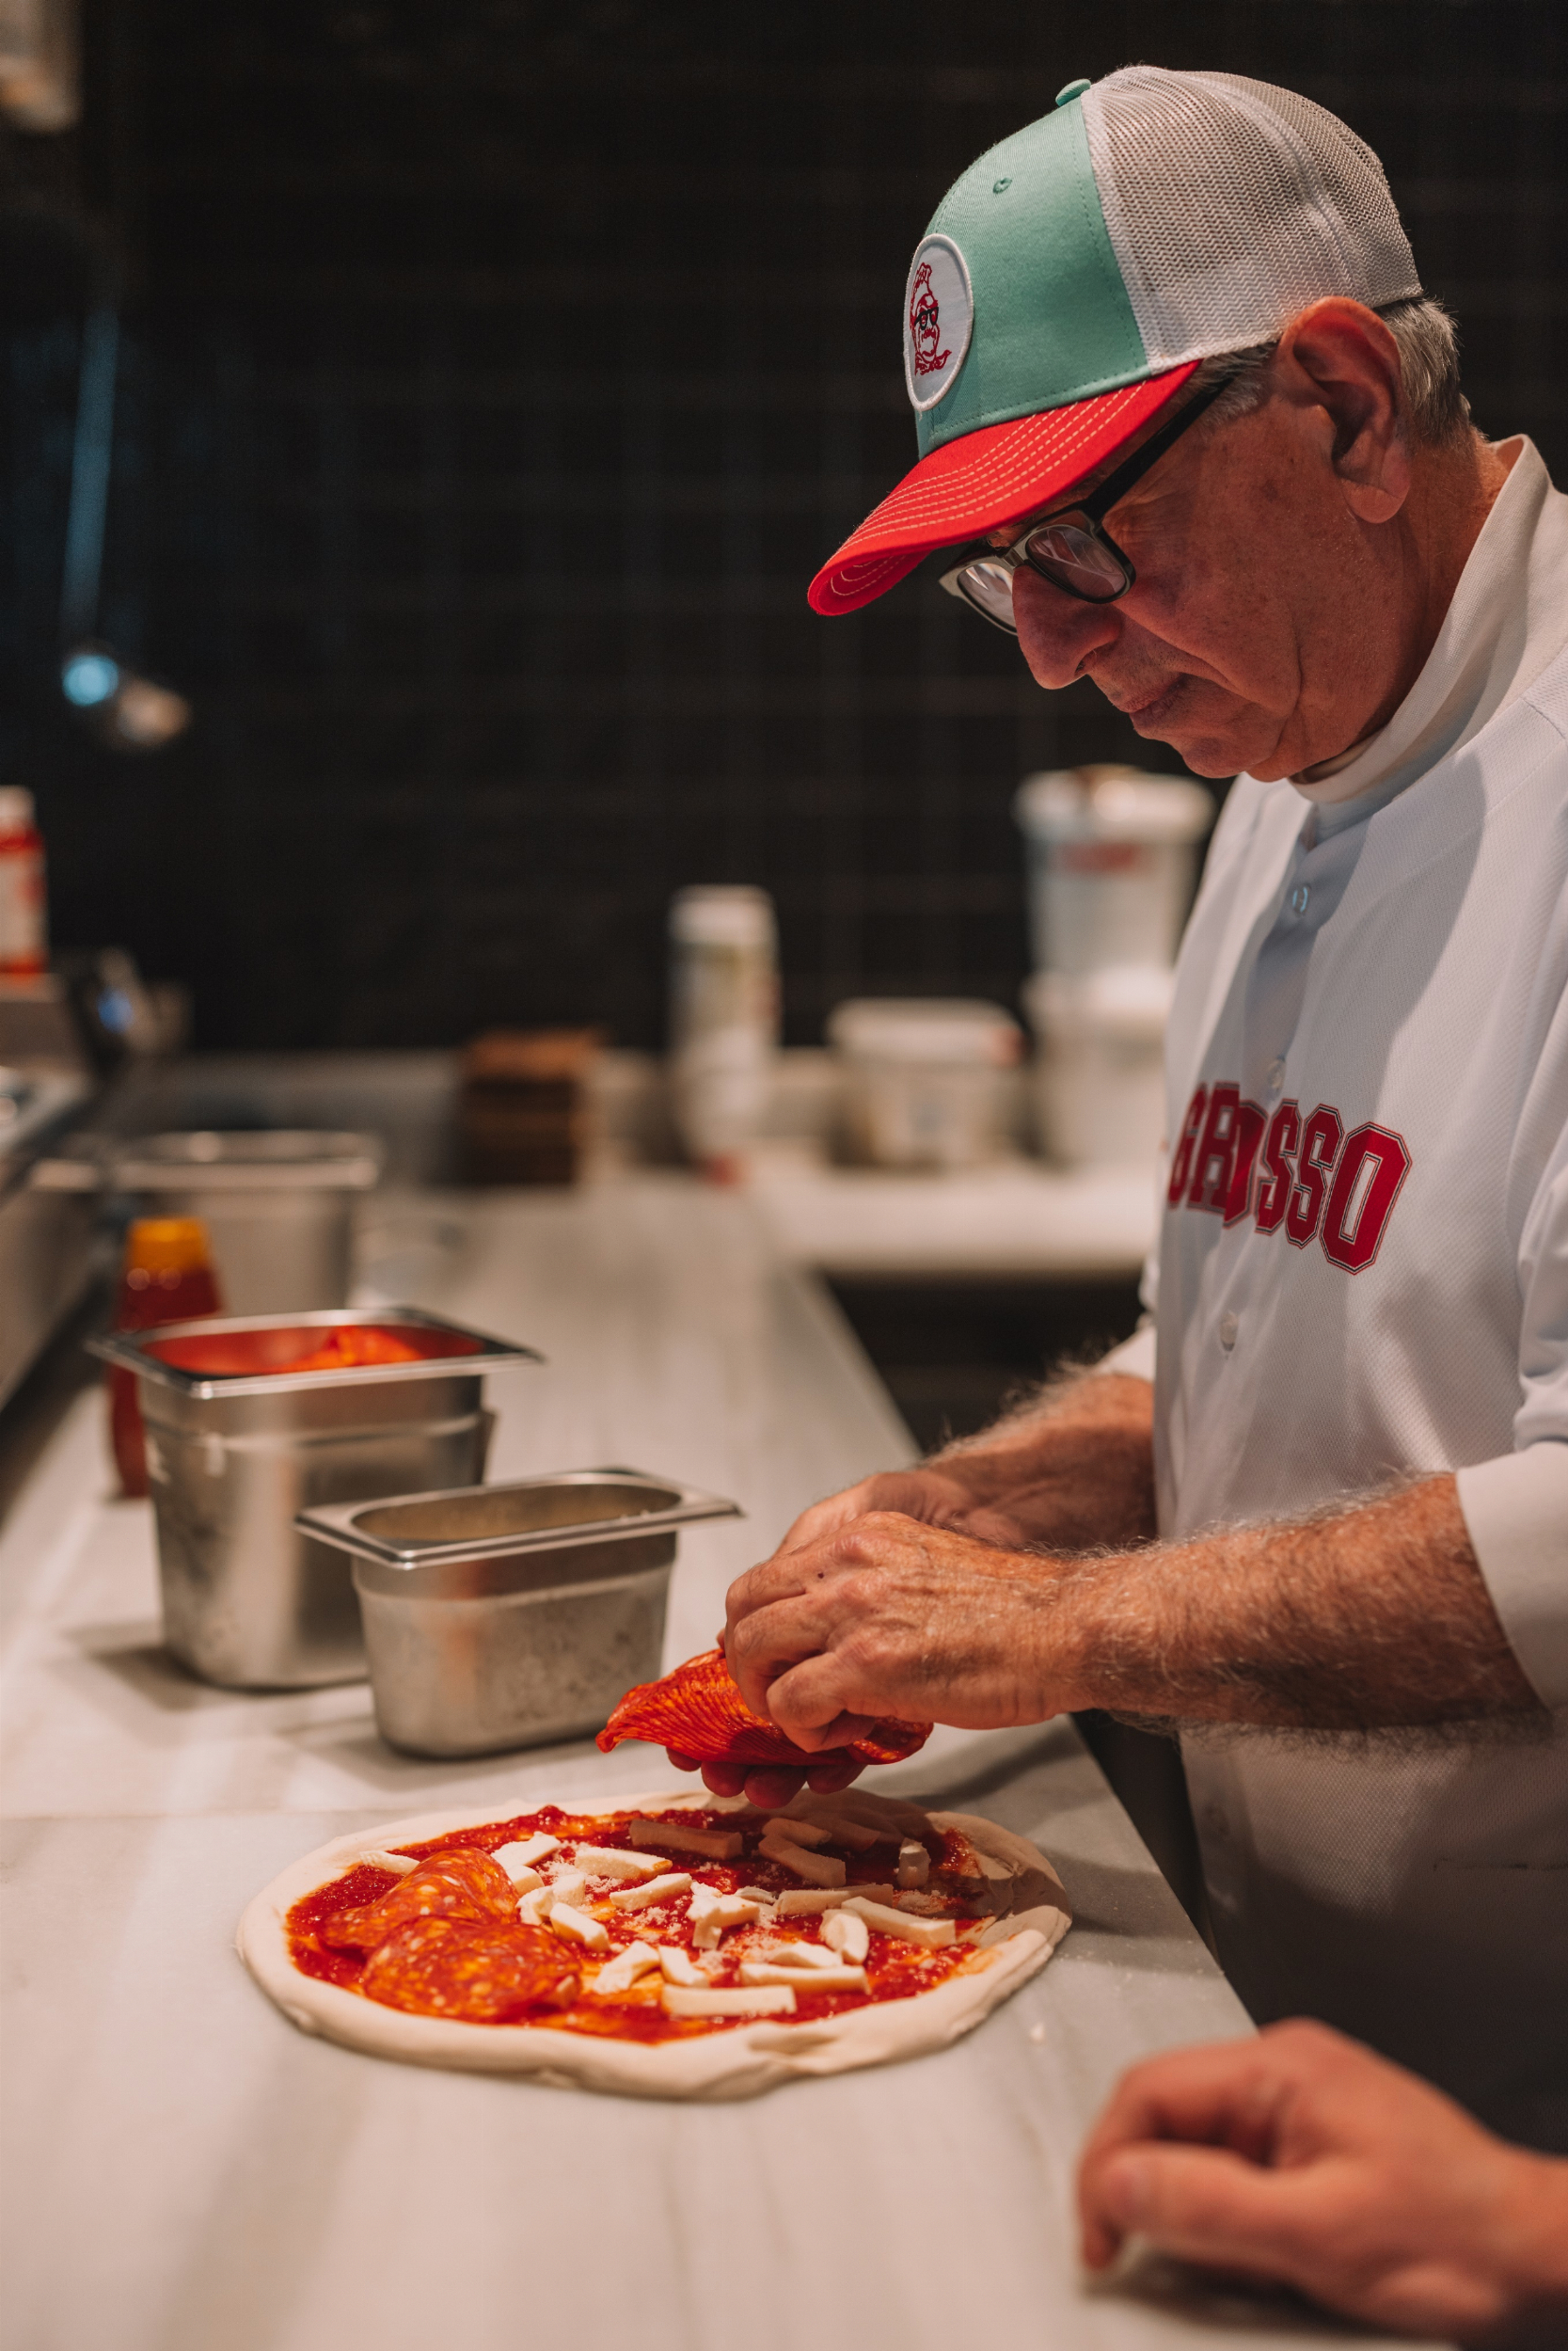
[236,1787,1070,2103]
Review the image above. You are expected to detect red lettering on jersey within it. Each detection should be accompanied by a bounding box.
[1223,1101,1267,1226]
[1254,1101,1300,1233]
[1321,1122,1411,1272]
[1190,1084,1242,1212]
[1285,1105,1343,1247]
[1167,1087,1208,1205]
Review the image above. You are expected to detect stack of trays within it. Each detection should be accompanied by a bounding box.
[459,1028,602,1185]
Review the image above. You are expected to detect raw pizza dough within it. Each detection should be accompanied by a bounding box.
[238,1787,1072,2101]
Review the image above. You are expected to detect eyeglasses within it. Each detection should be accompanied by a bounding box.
[937,375,1227,633]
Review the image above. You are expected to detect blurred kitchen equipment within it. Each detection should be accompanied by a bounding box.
[0,789,47,977]
[56,303,192,753]
[88,1309,541,1690]
[110,1130,383,1311]
[459,1027,601,1184]
[0,1058,100,1408]
[1014,767,1214,976]
[106,1215,223,1498]
[1023,966,1176,1169]
[299,1468,741,1758]
[668,885,779,1181]
[827,998,1022,1171]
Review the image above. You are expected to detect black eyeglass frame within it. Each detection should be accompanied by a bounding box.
[937,373,1229,632]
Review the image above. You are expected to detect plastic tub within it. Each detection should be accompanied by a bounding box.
[1014,767,1214,976]
[87,1310,541,1691]
[297,1469,741,1757]
[1023,965,1175,1169]
[827,999,1022,1170]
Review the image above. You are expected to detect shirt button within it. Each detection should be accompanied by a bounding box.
[1290,883,1311,915]
[1265,1057,1286,1094]
[1218,1311,1239,1352]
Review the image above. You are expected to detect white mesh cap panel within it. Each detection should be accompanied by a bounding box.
[1082,67,1421,368]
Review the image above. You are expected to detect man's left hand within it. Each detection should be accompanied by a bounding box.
[720,1509,1073,1753]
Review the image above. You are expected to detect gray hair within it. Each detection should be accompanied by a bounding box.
[1192,295,1470,448]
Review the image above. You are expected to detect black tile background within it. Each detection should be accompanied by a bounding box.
[5,1,1565,1047]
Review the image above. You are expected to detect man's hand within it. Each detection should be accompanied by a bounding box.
[666,1511,1077,1808]
[1079,2022,1568,2345]
[724,1511,1074,1747]
[771,1468,1040,1556]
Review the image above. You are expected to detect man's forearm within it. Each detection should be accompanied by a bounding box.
[1046,1472,1543,1729]
[931,1370,1157,1552]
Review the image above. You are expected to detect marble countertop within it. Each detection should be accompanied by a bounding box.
[0,1174,1440,2350]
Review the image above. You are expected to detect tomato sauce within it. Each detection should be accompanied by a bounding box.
[285,1805,985,2039]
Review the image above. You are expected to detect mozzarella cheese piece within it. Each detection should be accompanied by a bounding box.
[608,1870,692,1912]
[660,1984,797,2018]
[774,1882,896,1915]
[896,1839,931,1889]
[545,1867,589,1910]
[768,1814,832,1848]
[516,1884,554,1926]
[842,1896,955,1949]
[492,1835,559,1878]
[759,1837,847,1888]
[591,1940,661,1995]
[573,1845,670,1883]
[762,1939,841,1970]
[737,1962,868,1992]
[548,1901,610,1951]
[358,1849,419,1876]
[657,1946,708,1987]
[821,1909,870,1963]
[506,1867,545,1898]
[687,1883,763,1948]
[626,1819,743,1861]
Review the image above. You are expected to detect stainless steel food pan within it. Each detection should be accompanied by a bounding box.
[297,1469,742,1759]
[89,1311,542,1692]
[111,1131,384,1312]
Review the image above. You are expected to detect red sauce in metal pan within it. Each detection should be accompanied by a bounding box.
[148,1324,480,1377]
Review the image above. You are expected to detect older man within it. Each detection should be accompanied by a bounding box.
[676,70,1568,2152]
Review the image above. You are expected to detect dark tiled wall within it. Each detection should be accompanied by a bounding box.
[8,2,1566,1046]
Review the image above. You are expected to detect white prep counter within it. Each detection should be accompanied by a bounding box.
[0,1174,1443,2350]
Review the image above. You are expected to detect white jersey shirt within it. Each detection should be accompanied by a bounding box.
[1116,438,1568,2152]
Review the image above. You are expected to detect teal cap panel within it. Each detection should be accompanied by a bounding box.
[916,97,1150,457]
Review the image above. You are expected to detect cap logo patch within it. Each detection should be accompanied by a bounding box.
[903,233,973,412]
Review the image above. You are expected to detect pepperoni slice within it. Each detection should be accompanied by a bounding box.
[595,1647,931,1769]
[321,1846,519,1951]
[359,1914,580,2023]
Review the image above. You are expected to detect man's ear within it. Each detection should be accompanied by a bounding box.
[1274,298,1410,524]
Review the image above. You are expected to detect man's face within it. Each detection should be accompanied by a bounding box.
[1007,373,1405,782]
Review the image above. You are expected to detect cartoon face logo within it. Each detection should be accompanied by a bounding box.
[908,262,949,377]
[903,236,973,414]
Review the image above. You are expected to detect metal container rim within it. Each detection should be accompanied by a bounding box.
[87,1306,542,1398]
[296,1467,741,1568]
[112,1128,384,1190]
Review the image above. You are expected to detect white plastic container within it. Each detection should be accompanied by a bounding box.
[668,886,779,1177]
[1023,966,1174,1169]
[1014,766,1213,976]
[827,998,1021,1171]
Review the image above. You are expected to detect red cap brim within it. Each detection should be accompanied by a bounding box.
[807,363,1199,616]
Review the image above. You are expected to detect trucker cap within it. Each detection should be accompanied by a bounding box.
[809,66,1421,616]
